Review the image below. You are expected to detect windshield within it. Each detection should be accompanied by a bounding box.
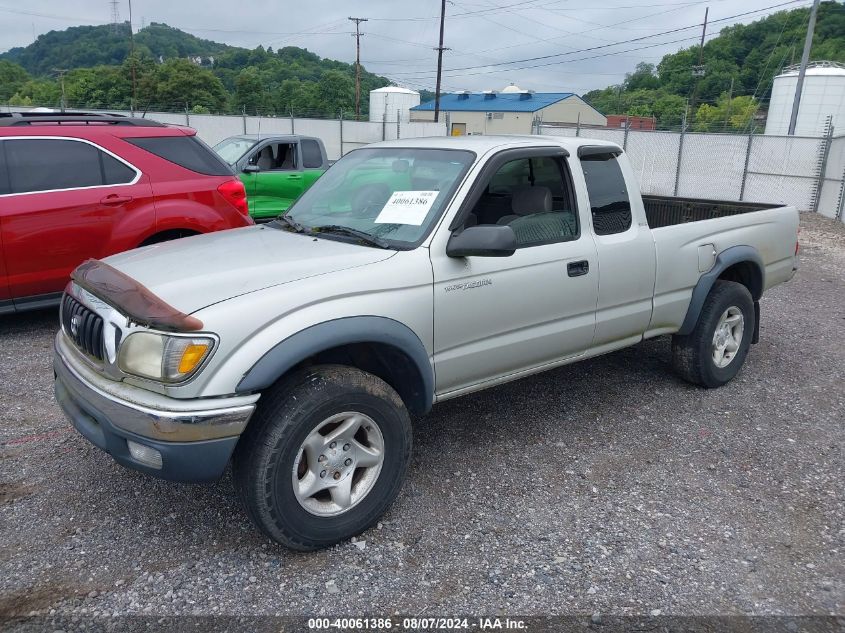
[213,137,258,165]
[280,147,475,248]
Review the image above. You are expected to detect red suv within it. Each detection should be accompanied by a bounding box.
[0,112,253,314]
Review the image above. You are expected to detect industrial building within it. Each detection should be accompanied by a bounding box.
[409,84,606,135]
[765,61,845,136]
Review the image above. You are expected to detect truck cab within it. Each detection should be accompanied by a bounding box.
[213,134,329,221]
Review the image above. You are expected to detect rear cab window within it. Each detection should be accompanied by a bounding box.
[579,150,632,235]
[301,139,323,168]
[127,135,233,176]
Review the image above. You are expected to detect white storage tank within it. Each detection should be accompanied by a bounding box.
[369,86,421,123]
[765,61,845,136]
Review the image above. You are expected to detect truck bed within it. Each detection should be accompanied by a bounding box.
[643,195,780,229]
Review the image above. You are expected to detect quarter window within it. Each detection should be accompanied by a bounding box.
[580,152,632,235]
[3,139,136,194]
[102,152,137,185]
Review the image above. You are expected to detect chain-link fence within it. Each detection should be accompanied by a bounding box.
[539,124,844,218]
[134,110,446,159]
[4,106,448,161]
[819,135,845,221]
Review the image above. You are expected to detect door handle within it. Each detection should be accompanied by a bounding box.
[286,174,302,179]
[100,194,133,206]
[567,260,589,277]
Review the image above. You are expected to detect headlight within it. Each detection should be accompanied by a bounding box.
[118,332,214,383]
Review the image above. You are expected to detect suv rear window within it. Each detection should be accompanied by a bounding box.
[127,135,232,176]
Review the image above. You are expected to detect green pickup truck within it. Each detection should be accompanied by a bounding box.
[213,135,330,221]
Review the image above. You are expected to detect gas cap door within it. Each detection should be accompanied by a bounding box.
[698,244,717,273]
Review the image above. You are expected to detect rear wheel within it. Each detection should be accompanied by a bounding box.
[672,280,754,388]
[232,365,412,550]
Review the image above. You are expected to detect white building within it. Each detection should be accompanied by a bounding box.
[369,86,421,124]
[765,61,845,136]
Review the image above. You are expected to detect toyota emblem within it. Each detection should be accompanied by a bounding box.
[70,315,80,337]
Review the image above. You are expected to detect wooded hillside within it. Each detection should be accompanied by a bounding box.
[583,1,845,131]
[0,23,394,117]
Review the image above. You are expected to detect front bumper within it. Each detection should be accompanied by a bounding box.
[54,335,256,482]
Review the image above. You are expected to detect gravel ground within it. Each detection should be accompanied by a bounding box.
[0,213,842,620]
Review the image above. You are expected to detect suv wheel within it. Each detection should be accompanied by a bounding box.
[672,280,754,388]
[232,365,412,550]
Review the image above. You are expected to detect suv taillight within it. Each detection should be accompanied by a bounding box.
[217,179,250,217]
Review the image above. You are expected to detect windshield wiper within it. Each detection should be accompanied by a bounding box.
[310,225,391,249]
[274,214,306,233]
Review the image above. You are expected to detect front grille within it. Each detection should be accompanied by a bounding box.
[61,294,105,361]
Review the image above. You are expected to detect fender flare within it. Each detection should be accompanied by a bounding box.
[236,316,434,414]
[677,245,764,336]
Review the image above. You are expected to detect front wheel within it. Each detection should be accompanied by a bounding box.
[232,365,412,550]
[672,280,755,388]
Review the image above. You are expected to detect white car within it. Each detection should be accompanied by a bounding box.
[54,135,800,550]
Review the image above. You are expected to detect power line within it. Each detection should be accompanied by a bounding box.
[0,3,108,24]
[386,0,810,77]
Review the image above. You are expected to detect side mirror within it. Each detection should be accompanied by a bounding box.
[446,225,517,258]
[243,164,260,174]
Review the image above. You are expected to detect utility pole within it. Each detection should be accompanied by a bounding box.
[129,0,137,116]
[725,76,734,130]
[349,17,368,121]
[53,69,68,112]
[788,0,820,135]
[433,0,449,123]
[688,6,708,127]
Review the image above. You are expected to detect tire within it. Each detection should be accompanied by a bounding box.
[672,280,755,388]
[232,364,412,551]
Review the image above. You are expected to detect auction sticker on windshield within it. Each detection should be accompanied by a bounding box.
[375,191,439,225]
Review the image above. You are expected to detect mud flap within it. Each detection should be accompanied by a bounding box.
[752,300,760,344]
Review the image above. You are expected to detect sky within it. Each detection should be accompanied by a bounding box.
[0,0,818,94]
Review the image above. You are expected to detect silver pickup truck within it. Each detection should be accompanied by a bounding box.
[54,135,799,550]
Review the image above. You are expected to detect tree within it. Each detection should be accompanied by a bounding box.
[235,67,269,115]
[8,79,61,107]
[693,94,758,132]
[64,65,132,109]
[651,93,688,128]
[0,60,30,102]
[138,58,228,112]
[624,63,660,91]
[318,70,354,116]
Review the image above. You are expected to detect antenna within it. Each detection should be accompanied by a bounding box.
[129,0,137,115]
[109,0,121,33]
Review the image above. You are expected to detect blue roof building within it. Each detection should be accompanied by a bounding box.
[409,85,606,135]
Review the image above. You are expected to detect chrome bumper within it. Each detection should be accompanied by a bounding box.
[54,334,256,481]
